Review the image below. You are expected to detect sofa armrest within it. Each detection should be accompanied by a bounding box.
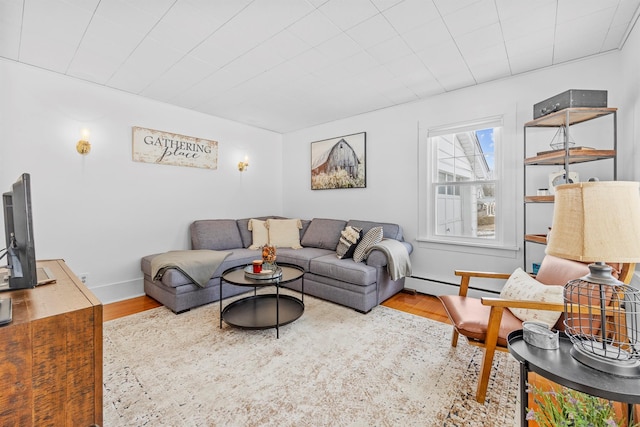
[365,241,412,267]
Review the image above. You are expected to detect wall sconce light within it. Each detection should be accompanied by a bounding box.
[76,129,91,155]
[238,156,249,172]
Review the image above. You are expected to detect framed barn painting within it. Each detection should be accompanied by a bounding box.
[311,132,366,190]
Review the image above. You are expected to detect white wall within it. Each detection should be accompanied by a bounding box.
[0,59,283,303]
[282,48,633,297]
[619,19,640,182]
[618,19,640,286]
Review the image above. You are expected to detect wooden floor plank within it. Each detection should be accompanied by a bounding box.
[103,292,448,323]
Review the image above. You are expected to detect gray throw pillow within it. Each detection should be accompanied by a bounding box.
[352,226,383,262]
[300,218,347,250]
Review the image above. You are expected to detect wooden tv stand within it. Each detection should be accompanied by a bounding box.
[0,259,103,426]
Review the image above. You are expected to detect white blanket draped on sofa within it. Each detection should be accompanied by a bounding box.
[151,249,232,287]
[365,239,412,281]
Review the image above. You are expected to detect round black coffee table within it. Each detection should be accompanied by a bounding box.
[219,263,304,338]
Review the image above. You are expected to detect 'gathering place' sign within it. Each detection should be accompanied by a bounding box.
[132,126,218,170]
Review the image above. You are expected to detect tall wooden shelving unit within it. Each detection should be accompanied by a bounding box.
[523,107,617,271]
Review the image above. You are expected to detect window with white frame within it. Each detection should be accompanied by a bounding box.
[419,116,508,247]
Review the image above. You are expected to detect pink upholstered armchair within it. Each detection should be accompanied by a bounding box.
[438,255,635,404]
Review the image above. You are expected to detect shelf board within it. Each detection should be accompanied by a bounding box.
[524,107,617,127]
[525,148,615,165]
[525,195,554,203]
[525,234,548,244]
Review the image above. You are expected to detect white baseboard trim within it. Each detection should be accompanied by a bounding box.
[405,276,499,299]
[89,278,144,305]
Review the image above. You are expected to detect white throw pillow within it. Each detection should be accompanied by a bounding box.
[352,226,384,263]
[500,267,564,326]
[248,219,268,250]
[266,219,302,249]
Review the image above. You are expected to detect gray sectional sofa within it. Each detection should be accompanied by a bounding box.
[141,216,412,314]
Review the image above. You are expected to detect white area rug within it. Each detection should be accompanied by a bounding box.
[103,291,520,426]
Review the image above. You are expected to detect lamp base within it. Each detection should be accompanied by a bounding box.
[570,343,640,377]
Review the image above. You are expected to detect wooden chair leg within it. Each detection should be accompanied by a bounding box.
[476,306,505,404]
[451,329,459,347]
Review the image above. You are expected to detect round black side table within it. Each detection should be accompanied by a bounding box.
[508,329,640,426]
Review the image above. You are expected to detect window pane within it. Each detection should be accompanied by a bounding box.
[435,183,495,239]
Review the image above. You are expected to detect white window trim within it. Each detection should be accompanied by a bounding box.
[418,114,518,251]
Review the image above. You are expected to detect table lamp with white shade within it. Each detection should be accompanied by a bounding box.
[546,181,640,376]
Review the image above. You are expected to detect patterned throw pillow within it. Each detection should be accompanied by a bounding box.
[352,226,384,263]
[500,267,564,326]
[336,226,362,259]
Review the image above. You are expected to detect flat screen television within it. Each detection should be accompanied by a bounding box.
[1,173,37,291]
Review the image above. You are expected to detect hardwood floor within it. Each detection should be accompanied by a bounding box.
[103,290,450,323]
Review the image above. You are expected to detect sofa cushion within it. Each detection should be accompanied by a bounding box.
[266,218,303,248]
[309,254,377,286]
[300,218,346,250]
[276,247,334,271]
[190,220,243,250]
[248,219,269,249]
[336,226,362,259]
[347,219,403,241]
[499,267,564,326]
[353,226,383,262]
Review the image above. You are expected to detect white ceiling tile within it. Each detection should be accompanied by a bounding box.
[287,9,342,47]
[553,37,603,64]
[400,18,452,52]
[405,76,445,98]
[508,47,553,74]
[315,52,379,81]
[469,62,511,84]
[500,4,557,41]
[433,0,481,17]
[318,0,380,30]
[417,39,468,76]
[436,69,476,91]
[286,48,334,74]
[142,55,218,101]
[94,0,168,33]
[346,13,397,49]
[613,0,640,25]
[220,48,287,83]
[315,33,362,63]
[384,54,429,79]
[440,0,499,37]
[259,30,311,61]
[602,24,631,50]
[354,65,397,88]
[370,0,405,12]
[366,35,413,64]
[504,30,554,59]
[19,0,96,71]
[454,23,503,56]
[66,14,147,83]
[494,0,556,21]
[383,0,439,34]
[107,37,184,93]
[0,0,24,59]
[146,2,226,54]
[556,0,620,24]
[378,81,419,104]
